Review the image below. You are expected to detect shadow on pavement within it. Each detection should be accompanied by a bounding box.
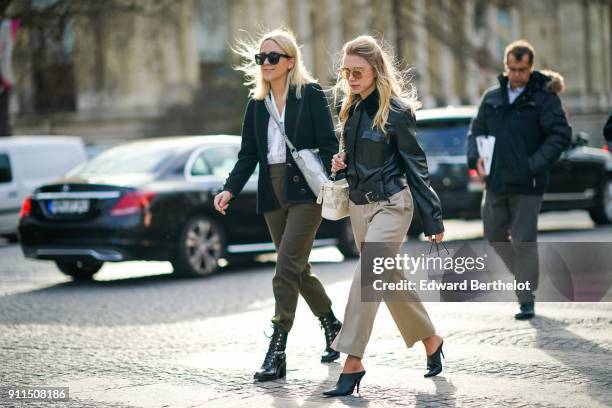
[415,376,457,407]
[538,226,612,238]
[253,362,369,406]
[531,315,612,407]
[0,259,355,327]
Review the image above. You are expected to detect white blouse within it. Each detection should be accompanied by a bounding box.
[266,92,286,164]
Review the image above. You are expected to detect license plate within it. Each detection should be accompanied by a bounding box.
[48,199,90,214]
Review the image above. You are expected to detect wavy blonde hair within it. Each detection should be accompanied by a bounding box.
[233,27,316,100]
[333,35,421,135]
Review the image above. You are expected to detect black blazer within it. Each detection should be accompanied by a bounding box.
[223,83,339,214]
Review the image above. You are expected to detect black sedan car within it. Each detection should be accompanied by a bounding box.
[18,136,357,279]
[414,106,612,226]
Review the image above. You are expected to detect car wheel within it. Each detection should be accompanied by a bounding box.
[589,178,612,225]
[55,260,103,280]
[173,215,226,277]
[336,218,359,259]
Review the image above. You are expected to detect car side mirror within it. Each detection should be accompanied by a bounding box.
[572,131,590,148]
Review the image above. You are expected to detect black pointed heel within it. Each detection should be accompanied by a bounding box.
[424,340,444,378]
[322,371,366,396]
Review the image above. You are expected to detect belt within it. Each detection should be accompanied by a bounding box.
[349,183,404,205]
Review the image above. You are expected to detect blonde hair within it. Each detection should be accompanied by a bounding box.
[333,35,421,135]
[233,27,316,100]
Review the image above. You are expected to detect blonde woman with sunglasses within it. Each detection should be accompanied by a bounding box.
[323,35,446,396]
[213,28,342,381]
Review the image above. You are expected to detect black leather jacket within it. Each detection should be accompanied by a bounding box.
[341,89,444,235]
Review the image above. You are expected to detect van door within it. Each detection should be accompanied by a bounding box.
[0,151,21,235]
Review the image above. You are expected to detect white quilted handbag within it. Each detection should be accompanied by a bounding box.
[317,175,349,220]
[317,131,349,220]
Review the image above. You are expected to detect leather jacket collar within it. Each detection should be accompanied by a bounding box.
[358,88,380,117]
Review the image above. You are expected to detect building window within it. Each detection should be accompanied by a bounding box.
[474,1,486,31]
[195,0,228,64]
[30,18,76,113]
[28,0,76,113]
[496,7,513,62]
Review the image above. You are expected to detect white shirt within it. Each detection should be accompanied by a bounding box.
[507,83,525,104]
[266,93,286,164]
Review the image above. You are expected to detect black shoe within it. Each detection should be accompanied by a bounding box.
[319,310,342,363]
[253,326,288,382]
[515,302,535,320]
[424,340,444,378]
[322,371,366,396]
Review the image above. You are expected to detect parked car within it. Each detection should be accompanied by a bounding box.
[413,106,612,229]
[415,107,484,220]
[85,139,126,159]
[18,136,357,280]
[0,136,87,241]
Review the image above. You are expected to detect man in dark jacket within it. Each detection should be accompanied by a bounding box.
[467,39,571,319]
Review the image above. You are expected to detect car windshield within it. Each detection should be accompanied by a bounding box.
[190,146,240,177]
[67,142,175,177]
[416,121,470,157]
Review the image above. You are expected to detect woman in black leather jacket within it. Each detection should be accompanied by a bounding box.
[322,35,446,397]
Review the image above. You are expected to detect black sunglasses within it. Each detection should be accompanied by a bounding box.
[255,52,291,65]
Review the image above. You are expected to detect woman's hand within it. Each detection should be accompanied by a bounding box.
[476,157,486,177]
[331,152,347,173]
[213,191,233,215]
[427,232,444,243]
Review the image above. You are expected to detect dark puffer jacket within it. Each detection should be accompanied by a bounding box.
[467,70,572,195]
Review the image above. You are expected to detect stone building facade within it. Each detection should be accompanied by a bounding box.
[10,0,612,144]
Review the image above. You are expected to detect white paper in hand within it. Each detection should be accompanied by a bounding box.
[476,135,495,175]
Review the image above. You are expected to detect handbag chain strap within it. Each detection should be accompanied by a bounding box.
[331,111,348,179]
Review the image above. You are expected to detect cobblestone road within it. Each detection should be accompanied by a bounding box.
[1,213,611,407]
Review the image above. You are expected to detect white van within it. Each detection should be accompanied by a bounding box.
[0,136,87,240]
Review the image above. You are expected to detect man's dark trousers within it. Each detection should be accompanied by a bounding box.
[482,189,542,303]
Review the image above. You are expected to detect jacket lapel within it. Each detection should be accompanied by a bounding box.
[255,99,270,156]
[284,87,298,143]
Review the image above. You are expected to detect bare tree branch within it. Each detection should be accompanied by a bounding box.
[3,0,176,29]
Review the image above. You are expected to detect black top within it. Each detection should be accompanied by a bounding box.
[223,82,338,214]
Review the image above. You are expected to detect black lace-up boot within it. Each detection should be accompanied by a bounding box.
[253,326,288,381]
[319,311,342,362]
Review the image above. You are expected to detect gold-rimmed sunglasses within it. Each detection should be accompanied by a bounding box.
[338,67,367,80]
